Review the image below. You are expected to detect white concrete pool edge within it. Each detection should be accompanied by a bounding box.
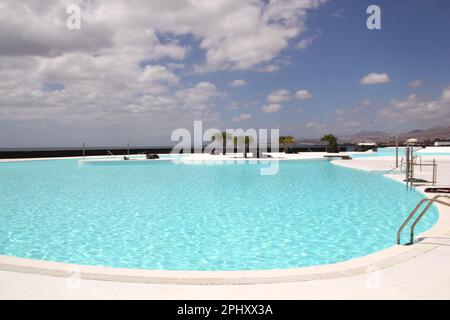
[1,154,450,285]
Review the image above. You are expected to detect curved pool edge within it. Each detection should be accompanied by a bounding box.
[1,194,449,285]
[0,222,448,285]
[1,155,450,285]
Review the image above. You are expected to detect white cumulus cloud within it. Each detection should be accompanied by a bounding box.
[267,89,291,103]
[226,101,240,110]
[296,89,312,100]
[407,79,423,88]
[379,86,450,126]
[230,79,248,87]
[232,113,252,122]
[139,65,179,84]
[0,0,325,146]
[360,73,390,85]
[262,104,283,113]
[306,122,325,130]
[297,33,321,50]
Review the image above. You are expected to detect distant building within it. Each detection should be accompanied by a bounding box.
[356,142,377,152]
[406,138,418,146]
[357,142,377,147]
[434,141,450,146]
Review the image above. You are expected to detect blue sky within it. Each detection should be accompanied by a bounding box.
[0,0,449,147]
[201,0,450,136]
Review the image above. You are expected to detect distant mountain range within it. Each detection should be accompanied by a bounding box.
[396,125,450,141]
[338,125,450,143]
[347,130,390,138]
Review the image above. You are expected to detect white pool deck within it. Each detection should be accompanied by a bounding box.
[1,151,450,299]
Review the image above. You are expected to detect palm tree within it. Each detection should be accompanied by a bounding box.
[212,132,233,155]
[320,134,339,153]
[234,136,254,158]
[279,136,295,153]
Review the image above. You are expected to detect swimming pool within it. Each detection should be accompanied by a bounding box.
[350,147,417,158]
[0,159,437,271]
[350,147,450,158]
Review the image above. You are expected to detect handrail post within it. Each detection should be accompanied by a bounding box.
[397,198,429,244]
[432,159,436,186]
[409,201,434,244]
[405,147,410,190]
[398,195,450,245]
[395,136,399,168]
[410,148,414,188]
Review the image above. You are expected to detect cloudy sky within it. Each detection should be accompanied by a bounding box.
[1,0,449,147]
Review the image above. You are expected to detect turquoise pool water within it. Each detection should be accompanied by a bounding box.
[0,159,438,270]
[351,147,450,158]
[351,147,415,158]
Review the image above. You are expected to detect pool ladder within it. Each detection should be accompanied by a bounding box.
[397,195,450,245]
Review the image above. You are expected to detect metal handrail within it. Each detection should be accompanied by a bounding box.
[400,156,406,172]
[401,157,437,186]
[385,164,401,175]
[416,155,423,172]
[397,195,450,244]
